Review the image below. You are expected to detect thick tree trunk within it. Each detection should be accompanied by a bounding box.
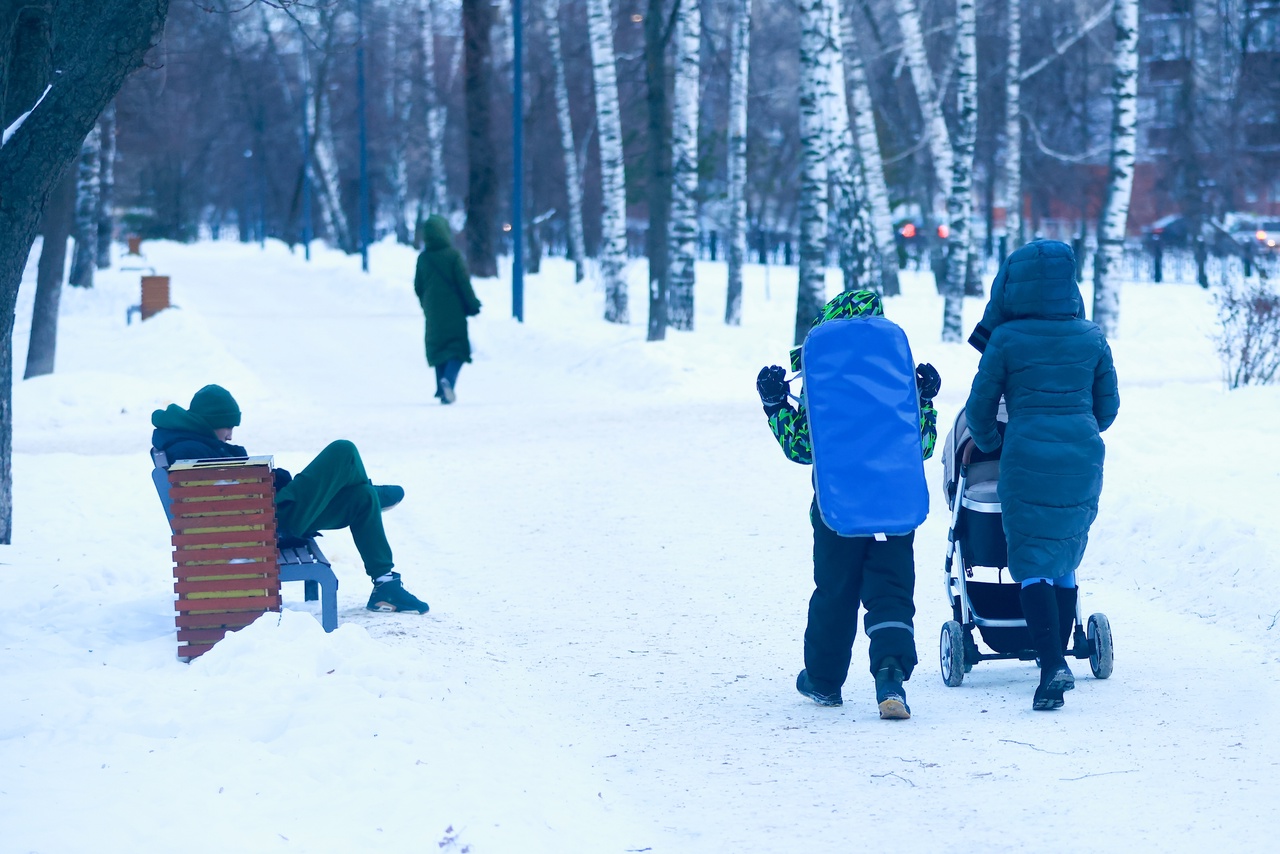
[587,0,629,323]
[1,5,52,129]
[312,88,353,251]
[942,0,976,341]
[95,100,116,268]
[795,0,829,345]
[825,0,875,295]
[463,0,499,277]
[1003,0,1022,251]
[0,0,169,544]
[1092,0,1139,338]
[644,0,672,339]
[67,123,99,287]
[667,0,701,331]
[893,0,951,224]
[841,5,899,295]
[544,0,586,282]
[724,0,750,325]
[24,171,75,379]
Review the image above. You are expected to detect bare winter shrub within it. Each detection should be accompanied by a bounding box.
[1215,278,1280,388]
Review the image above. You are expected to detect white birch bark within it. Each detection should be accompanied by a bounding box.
[942,0,976,341]
[825,0,875,295]
[893,0,951,222]
[68,125,100,288]
[95,102,116,269]
[842,7,899,295]
[587,0,629,322]
[313,87,353,251]
[795,0,830,344]
[421,0,449,216]
[387,7,414,244]
[724,0,751,325]
[1003,0,1022,250]
[668,0,702,330]
[544,0,586,282]
[1092,0,1139,338]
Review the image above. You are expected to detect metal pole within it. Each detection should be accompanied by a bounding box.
[356,0,371,272]
[512,0,524,321]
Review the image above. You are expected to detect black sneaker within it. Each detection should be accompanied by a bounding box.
[366,572,429,614]
[796,669,843,707]
[874,657,912,720]
[374,484,404,511]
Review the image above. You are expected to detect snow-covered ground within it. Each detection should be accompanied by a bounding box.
[2,237,1278,853]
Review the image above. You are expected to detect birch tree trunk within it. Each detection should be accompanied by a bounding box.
[893,0,951,223]
[667,0,701,331]
[1003,0,1022,251]
[1092,0,1139,338]
[942,0,976,341]
[387,8,413,245]
[825,0,875,295]
[795,0,830,345]
[421,0,449,217]
[724,0,751,325]
[313,87,353,251]
[586,0,629,323]
[95,101,115,268]
[841,6,899,295]
[463,0,499,277]
[67,124,100,288]
[545,0,586,282]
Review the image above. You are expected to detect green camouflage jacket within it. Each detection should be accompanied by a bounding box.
[767,395,937,466]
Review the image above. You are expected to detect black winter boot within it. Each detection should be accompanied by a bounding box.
[1055,585,1079,656]
[1019,582,1075,711]
[873,657,911,720]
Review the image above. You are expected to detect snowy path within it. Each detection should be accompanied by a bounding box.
[3,241,1279,852]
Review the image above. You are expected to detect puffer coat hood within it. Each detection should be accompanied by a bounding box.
[969,240,1084,353]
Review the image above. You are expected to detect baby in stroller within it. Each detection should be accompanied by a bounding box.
[957,239,1119,711]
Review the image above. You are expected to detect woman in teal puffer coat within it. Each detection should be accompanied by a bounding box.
[965,239,1120,711]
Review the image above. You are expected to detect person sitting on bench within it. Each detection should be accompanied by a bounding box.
[150,384,430,614]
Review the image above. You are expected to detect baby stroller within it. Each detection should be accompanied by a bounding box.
[938,404,1114,687]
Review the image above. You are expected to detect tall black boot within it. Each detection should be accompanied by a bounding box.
[1055,585,1079,656]
[1019,582,1075,711]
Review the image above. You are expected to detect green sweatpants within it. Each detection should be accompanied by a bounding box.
[275,440,393,579]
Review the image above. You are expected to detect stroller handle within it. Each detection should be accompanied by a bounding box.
[961,441,976,465]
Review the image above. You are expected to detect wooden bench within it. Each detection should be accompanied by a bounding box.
[151,451,339,659]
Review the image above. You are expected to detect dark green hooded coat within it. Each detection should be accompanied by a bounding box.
[965,240,1120,582]
[414,215,482,366]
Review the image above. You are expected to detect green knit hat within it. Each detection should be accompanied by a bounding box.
[189,384,241,429]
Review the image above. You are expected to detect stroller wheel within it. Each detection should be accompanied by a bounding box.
[940,621,966,687]
[1087,613,1114,679]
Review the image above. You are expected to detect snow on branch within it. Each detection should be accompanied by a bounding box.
[1,84,53,149]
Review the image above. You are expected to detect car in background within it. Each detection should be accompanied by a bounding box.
[1143,214,1268,255]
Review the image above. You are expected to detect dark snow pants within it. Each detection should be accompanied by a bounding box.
[803,502,918,694]
[275,440,394,580]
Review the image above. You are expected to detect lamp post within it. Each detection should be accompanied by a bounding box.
[356,0,371,272]
[512,0,524,321]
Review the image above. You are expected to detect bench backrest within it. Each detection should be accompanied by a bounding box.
[151,449,175,526]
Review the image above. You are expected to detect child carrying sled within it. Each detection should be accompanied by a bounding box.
[756,290,939,719]
[964,239,1119,710]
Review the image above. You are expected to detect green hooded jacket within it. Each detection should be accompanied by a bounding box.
[414,215,482,366]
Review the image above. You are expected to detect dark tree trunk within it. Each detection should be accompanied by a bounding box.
[2,4,52,128]
[645,0,673,342]
[0,0,169,544]
[24,170,75,379]
[462,0,498,278]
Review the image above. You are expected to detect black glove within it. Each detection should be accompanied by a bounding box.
[915,363,941,400]
[273,468,293,491]
[756,365,790,411]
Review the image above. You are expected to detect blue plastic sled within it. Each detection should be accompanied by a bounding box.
[802,316,929,537]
